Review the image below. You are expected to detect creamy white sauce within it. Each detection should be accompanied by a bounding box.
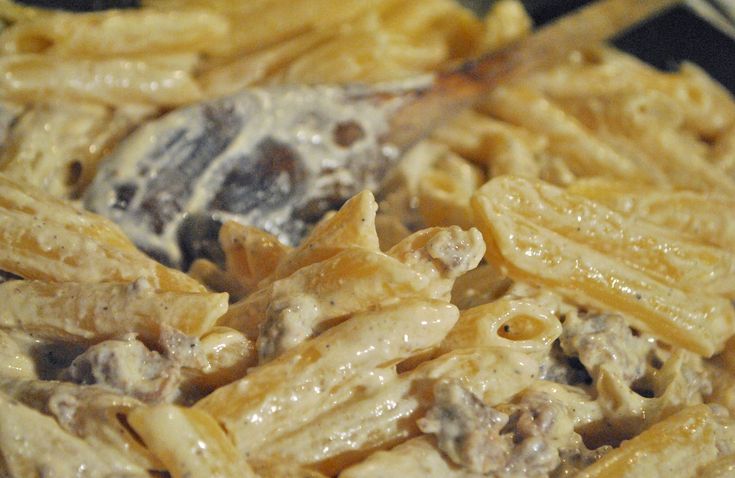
[85,79,433,267]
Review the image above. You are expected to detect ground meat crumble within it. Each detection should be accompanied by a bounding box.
[60,334,180,403]
[418,380,607,477]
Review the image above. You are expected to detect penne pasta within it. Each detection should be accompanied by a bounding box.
[0,54,202,107]
[0,101,153,199]
[0,9,228,57]
[222,225,482,353]
[0,330,35,379]
[270,190,380,282]
[339,436,464,478]
[200,25,340,96]
[0,377,162,470]
[0,388,152,476]
[221,247,434,342]
[576,405,732,478]
[219,221,291,293]
[0,279,227,343]
[252,461,330,478]
[567,177,735,252]
[480,85,662,185]
[418,153,485,229]
[553,91,735,196]
[273,25,424,85]
[197,299,458,456]
[201,0,393,58]
[182,326,257,394]
[128,404,257,478]
[699,453,735,478]
[472,176,735,356]
[256,348,538,474]
[712,123,735,179]
[478,177,735,297]
[529,48,735,140]
[664,62,735,139]
[0,0,49,23]
[431,109,501,165]
[375,212,412,251]
[431,109,545,181]
[187,258,246,298]
[267,0,483,85]
[482,0,532,52]
[440,297,562,355]
[0,173,205,292]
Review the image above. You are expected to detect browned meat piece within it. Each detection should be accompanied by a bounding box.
[61,334,180,403]
[538,342,592,386]
[423,226,486,280]
[159,325,206,369]
[418,381,606,477]
[417,380,508,474]
[559,312,654,384]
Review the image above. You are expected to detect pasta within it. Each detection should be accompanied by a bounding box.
[0,330,34,379]
[1,0,735,476]
[566,177,735,252]
[439,297,562,355]
[218,221,291,294]
[0,101,146,198]
[269,190,380,282]
[0,378,159,470]
[0,173,206,292]
[0,279,228,343]
[417,151,485,229]
[0,9,229,56]
[197,299,459,454]
[0,54,203,107]
[576,405,735,478]
[128,404,258,478]
[220,245,459,343]
[471,175,735,356]
[254,348,538,475]
[182,326,257,394]
[0,392,149,477]
[339,435,465,478]
[479,85,658,185]
[699,454,735,478]
[431,109,544,178]
[549,90,735,195]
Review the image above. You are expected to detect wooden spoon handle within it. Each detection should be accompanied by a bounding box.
[386,0,682,150]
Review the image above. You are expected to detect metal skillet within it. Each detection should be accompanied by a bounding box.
[83,0,680,269]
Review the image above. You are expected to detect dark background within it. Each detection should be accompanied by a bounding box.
[12,0,735,93]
